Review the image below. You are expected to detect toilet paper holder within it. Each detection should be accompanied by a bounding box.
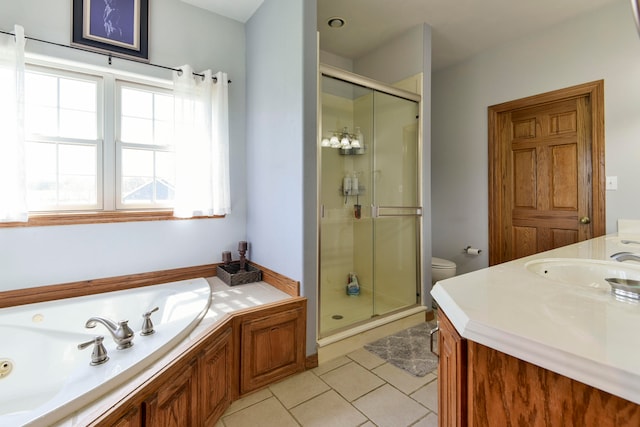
[463,246,482,255]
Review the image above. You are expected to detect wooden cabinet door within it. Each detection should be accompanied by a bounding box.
[239,301,305,394]
[95,405,141,427]
[200,326,234,427]
[145,358,199,427]
[438,311,467,427]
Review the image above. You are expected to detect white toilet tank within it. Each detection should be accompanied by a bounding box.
[432,257,457,284]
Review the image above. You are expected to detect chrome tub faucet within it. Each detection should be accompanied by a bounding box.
[610,252,640,262]
[85,317,135,349]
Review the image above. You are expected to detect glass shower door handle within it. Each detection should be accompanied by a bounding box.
[372,206,423,217]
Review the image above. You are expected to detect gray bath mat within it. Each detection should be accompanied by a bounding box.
[364,322,439,377]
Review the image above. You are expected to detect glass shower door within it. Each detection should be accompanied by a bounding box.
[319,75,374,337]
[371,91,421,316]
[319,72,421,338]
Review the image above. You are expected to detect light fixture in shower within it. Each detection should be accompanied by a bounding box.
[320,126,362,150]
[327,16,345,28]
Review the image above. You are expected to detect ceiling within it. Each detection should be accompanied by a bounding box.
[181,0,264,23]
[186,0,622,70]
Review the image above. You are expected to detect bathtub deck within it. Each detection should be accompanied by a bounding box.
[51,277,293,427]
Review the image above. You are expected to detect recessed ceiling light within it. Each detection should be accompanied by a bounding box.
[327,17,345,28]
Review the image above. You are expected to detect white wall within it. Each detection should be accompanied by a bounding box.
[0,0,248,290]
[245,0,318,354]
[432,0,640,275]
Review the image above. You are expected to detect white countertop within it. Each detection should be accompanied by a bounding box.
[54,277,293,427]
[431,233,640,405]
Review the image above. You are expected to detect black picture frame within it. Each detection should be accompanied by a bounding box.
[72,0,149,61]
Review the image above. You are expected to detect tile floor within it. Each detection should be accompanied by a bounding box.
[215,347,438,427]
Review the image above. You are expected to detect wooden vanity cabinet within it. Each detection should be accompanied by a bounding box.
[437,311,466,427]
[438,308,640,427]
[91,298,306,427]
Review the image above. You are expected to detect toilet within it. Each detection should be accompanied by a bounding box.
[431,257,457,284]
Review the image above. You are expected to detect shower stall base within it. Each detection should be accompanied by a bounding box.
[317,305,427,364]
[320,286,416,334]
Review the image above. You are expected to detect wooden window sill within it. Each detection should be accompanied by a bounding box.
[0,211,224,228]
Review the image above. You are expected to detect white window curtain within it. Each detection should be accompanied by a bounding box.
[173,65,230,218]
[0,25,27,222]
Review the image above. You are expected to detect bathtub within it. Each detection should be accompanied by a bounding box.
[0,277,212,427]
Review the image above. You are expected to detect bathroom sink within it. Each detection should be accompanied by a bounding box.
[525,258,640,289]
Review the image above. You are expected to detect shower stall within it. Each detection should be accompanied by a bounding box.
[318,65,422,338]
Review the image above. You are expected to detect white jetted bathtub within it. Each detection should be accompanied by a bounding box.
[0,278,212,427]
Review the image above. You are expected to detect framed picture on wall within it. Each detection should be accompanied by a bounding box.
[72,0,149,61]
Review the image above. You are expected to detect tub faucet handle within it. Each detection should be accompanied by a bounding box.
[141,307,159,336]
[78,335,109,366]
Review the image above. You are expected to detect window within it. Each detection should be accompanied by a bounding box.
[1,57,230,227]
[24,67,102,211]
[23,64,175,213]
[117,82,175,209]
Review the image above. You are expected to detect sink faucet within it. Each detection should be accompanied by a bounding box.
[85,317,135,349]
[610,252,640,262]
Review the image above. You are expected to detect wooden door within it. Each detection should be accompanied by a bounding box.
[489,81,605,265]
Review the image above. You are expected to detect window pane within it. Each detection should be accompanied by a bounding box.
[120,85,173,146]
[25,142,98,209]
[59,175,97,205]
[155,94,173,120]
[59,79,96,112]
[155,151,175,202]
[25,71,98,140]
[121,116,153,144]
[26,142,57,208]
[60,110,97,139]
[26,105,58,136]
[59,144,96,176]
[122,148,153,203]
[121,148,174,205]
[154,121,174,146]
[121,87,152,118]
[25,73,57,108]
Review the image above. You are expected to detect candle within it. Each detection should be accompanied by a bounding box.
[222,251,232,265]
[238,241,247,252]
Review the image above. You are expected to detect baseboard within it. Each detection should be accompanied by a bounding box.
[305,353,319,369]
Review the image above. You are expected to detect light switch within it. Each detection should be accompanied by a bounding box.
[606,176,618,190]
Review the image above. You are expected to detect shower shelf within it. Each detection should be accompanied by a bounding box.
[339,147,366,155]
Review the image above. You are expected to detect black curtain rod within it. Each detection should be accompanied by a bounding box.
[0,29,231,84]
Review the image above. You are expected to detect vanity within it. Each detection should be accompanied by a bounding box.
[431,234,640,426]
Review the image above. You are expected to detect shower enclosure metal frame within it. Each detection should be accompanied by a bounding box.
[317,64,423,339]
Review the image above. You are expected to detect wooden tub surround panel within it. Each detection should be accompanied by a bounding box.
[0,260,300,309]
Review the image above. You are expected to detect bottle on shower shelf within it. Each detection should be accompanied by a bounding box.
[346,272,360,296]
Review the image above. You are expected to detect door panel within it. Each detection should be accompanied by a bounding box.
[372,91,420,315]
[489,81,605,265]
[509,97,587,257]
